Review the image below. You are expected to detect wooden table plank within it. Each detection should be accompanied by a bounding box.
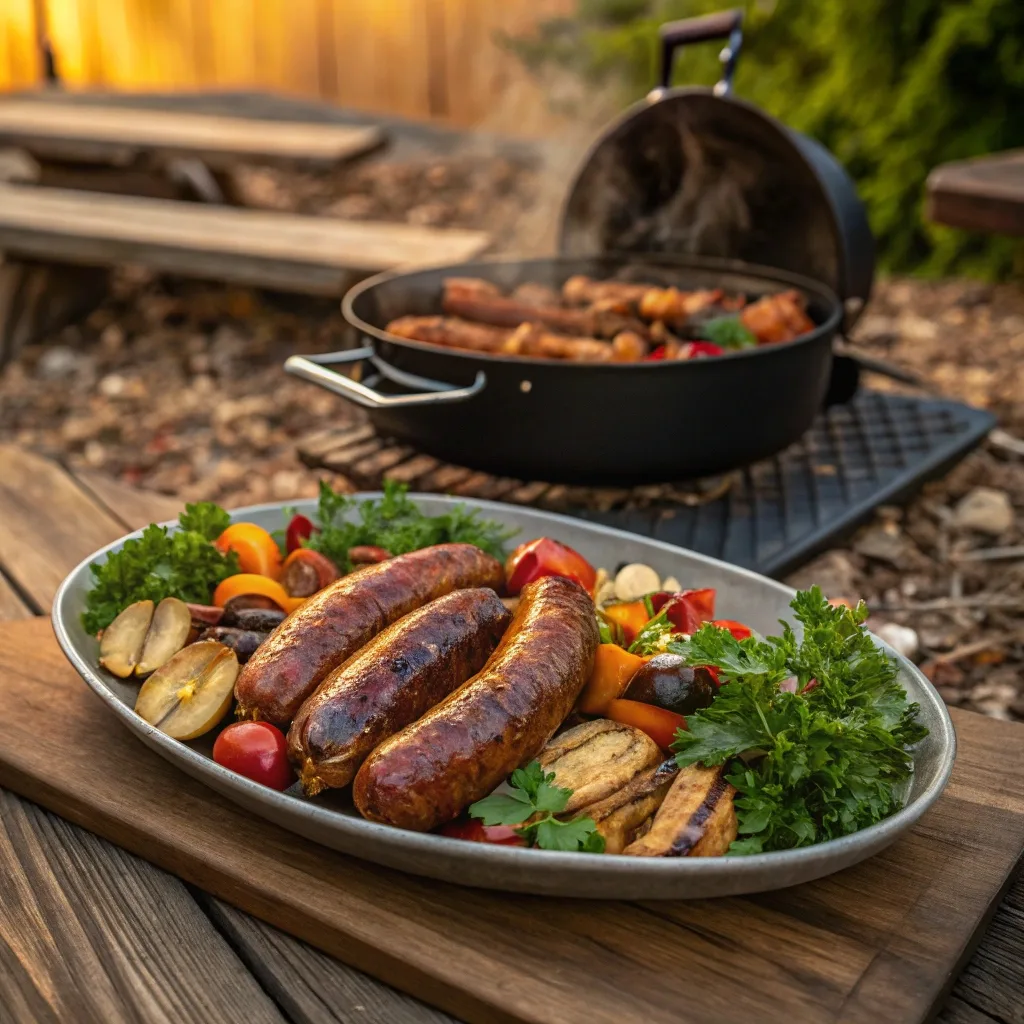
[72,469,184,531]
[0,183,491,296]
[926,151,1024,236]
[0,790,287,1024]
[202,897,454,1024]
[0,571,30,619]
[0,446,130,610]
[0,101,385,167]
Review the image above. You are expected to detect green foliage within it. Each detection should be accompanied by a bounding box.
[506,0,1024,278]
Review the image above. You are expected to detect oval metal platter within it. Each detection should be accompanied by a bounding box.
[52,495,955,900]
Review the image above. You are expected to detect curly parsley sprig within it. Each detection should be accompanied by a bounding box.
[670,587,928,855]
[469,762,605,853]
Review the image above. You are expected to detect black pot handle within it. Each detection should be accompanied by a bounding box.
[657,9,744,96]
[284,347,486,410]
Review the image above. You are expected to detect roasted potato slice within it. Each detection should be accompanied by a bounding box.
[539,719,662,815]
[581,759,679,854]
[623,764,737,857]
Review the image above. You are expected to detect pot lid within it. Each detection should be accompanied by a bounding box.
[557,10,873,321]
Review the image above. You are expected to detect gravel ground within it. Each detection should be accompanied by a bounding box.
[0,152,1022,718]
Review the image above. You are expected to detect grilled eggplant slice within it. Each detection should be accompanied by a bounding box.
[580,758,679,854]
[622,764,737,857]
[538,719,662,815]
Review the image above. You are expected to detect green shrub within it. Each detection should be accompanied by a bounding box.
[506,0,1024,278]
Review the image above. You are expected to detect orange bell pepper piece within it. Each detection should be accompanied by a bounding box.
[601,600,650,646]
[215,523,283,579]
[577,644,645,715]
[605,699,687,751]
[712,619,752,641]
[212,574,305,613]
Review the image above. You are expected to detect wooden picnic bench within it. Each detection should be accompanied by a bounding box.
[0,100,386,168]
[0,442,1021,1023]
[926,150,1024,236]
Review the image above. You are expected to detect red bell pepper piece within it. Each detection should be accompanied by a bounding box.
[505,537,597,596]
[679,341,725,359]
[660,588,716,634]
[285,513,317,554]
[712,619,752,641]
[647,345,668,360]
[439,819,525,846]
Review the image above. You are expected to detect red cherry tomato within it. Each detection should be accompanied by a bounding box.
[712,619,752,641]
[439,819,525,846]
[680,341,725,359]
[505,537,597,596]
[213,721,295,790]
[653,588,716,634]
[285,513,317,554]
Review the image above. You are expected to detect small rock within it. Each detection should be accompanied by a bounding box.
[271,469,304,500]
[99,373,125,398]
[875,622,920,661]
[953,487,1014,536]
[100,324,125,352]
[36,346,84,380]
[971,681,1018,721]
[854,527,908,568]
[785,550,860,598]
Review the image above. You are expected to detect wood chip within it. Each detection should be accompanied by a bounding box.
[383,454,440,485]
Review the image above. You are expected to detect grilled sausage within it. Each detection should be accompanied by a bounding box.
[353,575,599,831]
[288,588,512,795]
[234,544,504,726]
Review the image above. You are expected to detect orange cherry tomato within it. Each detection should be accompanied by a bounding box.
[601,600,650,646]
[215,523,283,579]
[577,643,645,715]
[605,698,687,751]
[212,574,305,614]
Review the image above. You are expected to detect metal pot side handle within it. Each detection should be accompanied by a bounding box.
[284,347,487,410]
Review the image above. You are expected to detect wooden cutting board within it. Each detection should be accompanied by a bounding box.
[1,618,1023,1024]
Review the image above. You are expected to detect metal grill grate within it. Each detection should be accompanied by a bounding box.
[575,391,995,578]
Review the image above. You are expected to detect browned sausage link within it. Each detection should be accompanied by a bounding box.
[234,544,504,726]
[288,588,511,795]
[353,575,599,831]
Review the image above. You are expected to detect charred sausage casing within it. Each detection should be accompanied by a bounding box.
[233,544,504,726]
[353,575,599,831]
[287,588,512,795]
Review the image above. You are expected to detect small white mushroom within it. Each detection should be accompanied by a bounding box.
[613,563,661,602]
[661,576,681,593]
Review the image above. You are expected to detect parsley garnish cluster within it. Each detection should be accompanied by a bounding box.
[82,503,238,635]
[306,479,517,573]
[671,587,928,854]
[469,762,605,853]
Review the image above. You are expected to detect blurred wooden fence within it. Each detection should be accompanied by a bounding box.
[0,0,573,126]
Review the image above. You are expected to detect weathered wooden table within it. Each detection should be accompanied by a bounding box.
[0,443,1020,1024]
[926,150,1024,236]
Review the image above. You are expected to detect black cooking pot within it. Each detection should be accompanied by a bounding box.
[285,9,871,485]
[287,253,842,484]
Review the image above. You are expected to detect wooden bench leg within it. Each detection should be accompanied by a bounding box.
[0,258,109,368]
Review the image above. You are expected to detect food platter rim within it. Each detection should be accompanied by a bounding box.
[51,494,957,886]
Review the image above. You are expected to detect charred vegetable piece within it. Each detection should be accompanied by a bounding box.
[623,655,717,716]
[348,545,393,565]
[582,759,680,854]
[222,594,280,617]
[281,548,340,598]
[198,626,268,664]
[188,603,225,627]
[136,597,192,677]
[577,643,645,715]
[538,719,662,815]
[622,764,737,857]
[135,641,239,740]
[221,606,286,632]
[99,600,154,678]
